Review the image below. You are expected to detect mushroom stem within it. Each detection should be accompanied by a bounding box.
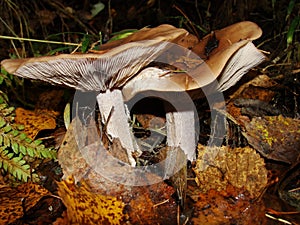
[166,109,197,162]
[96,89,139,166]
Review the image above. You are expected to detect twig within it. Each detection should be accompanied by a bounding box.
[172,4,199,38]
[265,213,294,225]
[0,35,80,46]
[153,199,169,208]
[257,30,300,48]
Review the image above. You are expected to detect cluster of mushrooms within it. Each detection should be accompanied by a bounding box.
[1,21,265,167]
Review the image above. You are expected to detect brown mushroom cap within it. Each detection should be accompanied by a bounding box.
[1,22,265,97]
[1,25,191,91]
[122,41,265,101]
[1,40,172,91]
[192,21,263,57]
[98,24,190,50]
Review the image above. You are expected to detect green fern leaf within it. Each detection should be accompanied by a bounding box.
[0,117,6,128]
[27,147,34,157]
[12,142,19,154]
[33,139,43,145]
[3,135,10,147]
[0,91,56,182]
[3,124,12,133]
[18,132,27,140]
[19,145,26,155]
[11,130,19,137]
[0,150,38,182]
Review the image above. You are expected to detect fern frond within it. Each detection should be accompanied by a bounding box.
[0,91,57,182]
[0,122,57,159]
[0,148,39,182]
[0,90,15,123]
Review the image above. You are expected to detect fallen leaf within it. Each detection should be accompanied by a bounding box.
[15,107,57,139]
[58,118,179,224]
[194,145,268,198]
[57,176,127,225]
[57,117,92,182]
[0,183,51,224]
[226,74,278,126]
[14,89,63,139]
[192,185,266,225]
[243,115,300,163]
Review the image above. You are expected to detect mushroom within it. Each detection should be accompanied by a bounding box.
[1,26,190,167]
[122,21,266,161]
[1,22,265,167]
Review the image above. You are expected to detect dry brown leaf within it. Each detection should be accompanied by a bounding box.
[194,145,268,198]
[57,117,91,182]
[58,117,131,181]
[0,183,50,224]
[57,176,127,225]
[192,185,266,225]
[14,89,63,139]
[226,75,278,126]
[127,182,177,225]
[15,108,56,137]
[243,115,300,163]
[15,107,57,139]
[228,75,278,102]
[58,118,179,224]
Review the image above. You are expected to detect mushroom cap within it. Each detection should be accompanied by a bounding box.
[192,21,263,57]
[122,40,266,101]
[1,22,265,98]
[1,24,190,92]
[121,21,265,100]
[1,40,172,91]
[98,24,190,50]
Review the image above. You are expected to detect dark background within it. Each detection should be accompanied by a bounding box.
[0,0,297,62]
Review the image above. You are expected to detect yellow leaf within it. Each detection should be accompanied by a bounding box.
[57,176,127,225]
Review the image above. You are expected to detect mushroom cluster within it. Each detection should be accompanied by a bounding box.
[1,22,265,167]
